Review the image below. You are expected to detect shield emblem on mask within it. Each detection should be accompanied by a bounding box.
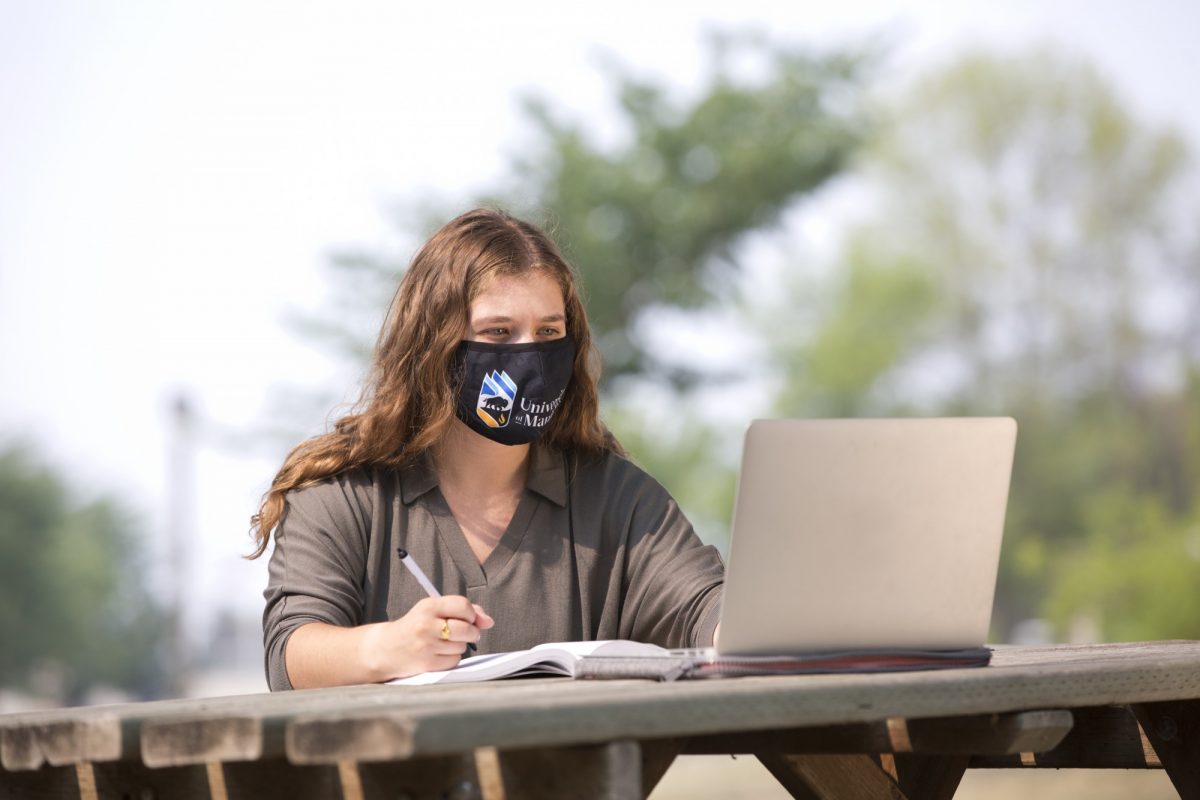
[476,370,517,428]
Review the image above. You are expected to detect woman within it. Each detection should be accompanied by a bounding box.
[252,207,725,690]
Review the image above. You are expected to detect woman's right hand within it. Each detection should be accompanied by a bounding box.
[363,595,495,680]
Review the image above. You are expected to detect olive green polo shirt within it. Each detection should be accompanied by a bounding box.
[262,443,725,691]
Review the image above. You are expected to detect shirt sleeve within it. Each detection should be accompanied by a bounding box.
[616,465,726,649]
[261,472,371,691]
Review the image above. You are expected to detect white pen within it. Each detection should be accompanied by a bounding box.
[396,547,476,653]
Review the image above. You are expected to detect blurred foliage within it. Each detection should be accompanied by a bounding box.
[495,30,867,385]
[759,49,1200,641]
[857,49,1194,406]
[0,444,166,701]
[770,237,943,417]
[605,400,740,551]
[284,29,870,392]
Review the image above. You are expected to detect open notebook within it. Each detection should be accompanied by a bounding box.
[388,640,993,685]
[389,641,665,685]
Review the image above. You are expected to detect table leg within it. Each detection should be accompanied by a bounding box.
[1131,700,1200,799]
[640,738,685,797]
[495,739,643,799]
[353,755,480,800]
[890,754,970,800]
[756,753,908,799]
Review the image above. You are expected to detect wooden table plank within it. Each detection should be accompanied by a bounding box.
[286,642,1200,762]
[140,716,266,768]
[2,641,1199,773]
[0,690,335,770]
[0,716,123,772]
[0,680,585,770]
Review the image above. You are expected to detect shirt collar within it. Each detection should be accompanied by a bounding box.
[398,449,439,505]
[526,442,569,507]
[399,442,568,508]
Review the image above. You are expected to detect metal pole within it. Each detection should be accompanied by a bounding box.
[166,391,195,698]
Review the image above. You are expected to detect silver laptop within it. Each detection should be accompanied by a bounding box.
[717,417,1017,655]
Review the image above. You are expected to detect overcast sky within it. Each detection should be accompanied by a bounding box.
[2,0,1198,652]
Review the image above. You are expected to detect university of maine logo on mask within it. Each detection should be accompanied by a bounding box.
[476,370,517,428]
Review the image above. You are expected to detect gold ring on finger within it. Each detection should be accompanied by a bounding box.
[440,619,451,641]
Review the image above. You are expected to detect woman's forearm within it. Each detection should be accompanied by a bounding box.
[284,621,390,689]
[283,597,495,689]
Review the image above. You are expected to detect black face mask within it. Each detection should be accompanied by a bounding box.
[451,336,576,446]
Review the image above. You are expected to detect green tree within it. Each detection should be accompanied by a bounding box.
[760,49,1200,640]
[494,31,866,386]
[285,30,867,389]
[0,444,166,701]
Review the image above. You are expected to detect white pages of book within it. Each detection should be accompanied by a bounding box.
[388,640,670,686]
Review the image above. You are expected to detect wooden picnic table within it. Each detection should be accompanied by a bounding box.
[1,640,1198,799]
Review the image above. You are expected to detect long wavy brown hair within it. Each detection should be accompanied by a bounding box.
[247,207,622,558]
